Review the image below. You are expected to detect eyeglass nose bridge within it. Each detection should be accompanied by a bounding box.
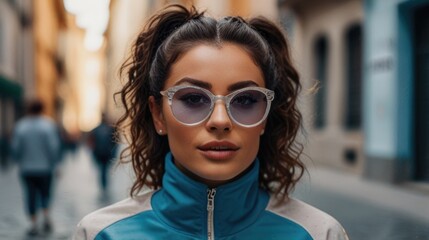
[211,95,229,104]
[208,95,232,117]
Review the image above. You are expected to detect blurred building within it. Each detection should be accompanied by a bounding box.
[62,0,111,133]
[363,0,429,183]
[280,0,429,184]
[0,0,67,167]
[0,0,27,167]
[278,0,365,174]
[33,0,67,119]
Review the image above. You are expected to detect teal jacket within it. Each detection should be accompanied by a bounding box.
[74,152,348,240]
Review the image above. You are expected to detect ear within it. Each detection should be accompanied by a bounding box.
[149,96,166,134]
[260,121,267,136]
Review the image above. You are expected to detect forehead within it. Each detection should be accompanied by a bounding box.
[164,43,265,92]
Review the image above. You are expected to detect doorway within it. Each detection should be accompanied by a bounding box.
[414,4,429,181]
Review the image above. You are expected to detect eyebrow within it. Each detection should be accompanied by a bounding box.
[227,81,259,91]
[174,77,260,92]
[174,77,212,89]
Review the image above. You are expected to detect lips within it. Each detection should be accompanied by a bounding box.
[198,141,239,160]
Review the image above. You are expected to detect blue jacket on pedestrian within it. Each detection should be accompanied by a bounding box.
[74,152,348,240]
[11,116,60,174]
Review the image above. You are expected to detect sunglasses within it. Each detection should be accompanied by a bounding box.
[160,85,275,128]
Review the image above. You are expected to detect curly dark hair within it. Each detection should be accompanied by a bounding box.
[116,4,305,199]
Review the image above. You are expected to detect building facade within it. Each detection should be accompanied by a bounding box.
[279,0,365,174]
[280,0,429,184]
[33,0,67,119]
[0,0,29,167]
[364,0,429,183]
[0,0,67,167]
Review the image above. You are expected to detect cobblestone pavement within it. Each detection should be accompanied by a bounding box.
[293,167,429,240]
[0,146,133,240]
[1,146,429,240]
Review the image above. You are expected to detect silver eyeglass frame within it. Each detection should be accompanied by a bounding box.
[160,85,275,128]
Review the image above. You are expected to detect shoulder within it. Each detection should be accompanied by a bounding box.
[266,197,349,240]
[13,120,24,132]
[15,117,29,128]
[40,116,56,127]
[29,116,57,132]
[13,118,32,135]
[73,191,155,240]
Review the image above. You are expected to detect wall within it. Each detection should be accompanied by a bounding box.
[284,0,364,173]
[363,0,429,182]
[33,0,66,118]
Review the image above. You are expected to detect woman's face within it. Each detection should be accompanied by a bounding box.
[150,43,266,187]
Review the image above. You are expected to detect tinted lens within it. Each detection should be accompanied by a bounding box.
[229,90,267,125]
[171,87,212,124]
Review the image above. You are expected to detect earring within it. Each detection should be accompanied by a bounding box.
[260,129,265,135]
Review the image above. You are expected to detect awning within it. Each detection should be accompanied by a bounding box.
[0,75,23,100]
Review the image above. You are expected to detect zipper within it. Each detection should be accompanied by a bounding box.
[207,188,216,240]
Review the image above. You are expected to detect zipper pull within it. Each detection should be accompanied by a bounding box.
[207,188,216,211]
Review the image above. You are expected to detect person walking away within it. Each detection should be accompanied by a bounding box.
[88,114,117,196]
[11,99,61,236]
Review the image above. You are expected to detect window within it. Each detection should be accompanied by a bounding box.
[314,36,329,129]
[344,24,363,130]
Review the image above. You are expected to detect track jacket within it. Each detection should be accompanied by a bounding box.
[73,152,348,240]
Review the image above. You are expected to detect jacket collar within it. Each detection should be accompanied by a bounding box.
[152,152,269,238]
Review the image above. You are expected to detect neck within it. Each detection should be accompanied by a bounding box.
[172,157,255,188]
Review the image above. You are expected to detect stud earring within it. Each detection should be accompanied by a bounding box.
[158,129,163,134]
[260,129,265,136]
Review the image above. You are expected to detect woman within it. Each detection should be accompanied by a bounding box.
[74,4,348,240]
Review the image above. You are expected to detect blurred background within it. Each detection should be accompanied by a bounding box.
[0,0,428,239]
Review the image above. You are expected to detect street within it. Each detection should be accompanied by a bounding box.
[293,166,429,240]
[0,146,428,240]
[0,146,133,240]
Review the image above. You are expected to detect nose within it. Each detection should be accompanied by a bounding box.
[205,100,232,132]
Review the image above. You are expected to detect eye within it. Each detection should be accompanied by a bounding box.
[231,93,258,106]
[178,93,210,106]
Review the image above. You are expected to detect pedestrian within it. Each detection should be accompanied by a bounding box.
[87,113,117,195]
[11,98,60,236]
[58,124,81,161]
[74,4,349,240]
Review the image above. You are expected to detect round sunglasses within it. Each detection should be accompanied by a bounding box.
[160,85,275,128]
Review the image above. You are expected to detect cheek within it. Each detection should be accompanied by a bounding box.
[168,126,195,144]
[242,127,263,155]
[164,118,197,152]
